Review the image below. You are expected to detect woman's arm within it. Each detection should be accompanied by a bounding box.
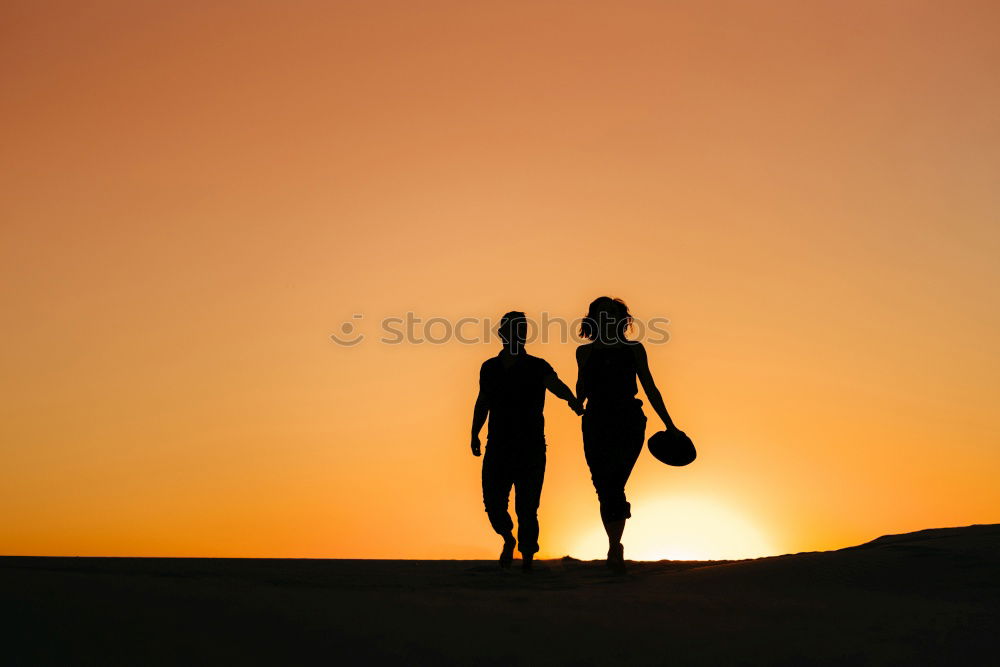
[633,342,676,430]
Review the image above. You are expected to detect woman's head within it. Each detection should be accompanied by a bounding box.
[579,296,633,342]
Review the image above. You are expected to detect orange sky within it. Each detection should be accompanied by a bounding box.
[2,0,998,559]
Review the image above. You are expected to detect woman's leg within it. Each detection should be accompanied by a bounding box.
[603,406,646,570]
[604,518,626,547]
[584,415,631,569]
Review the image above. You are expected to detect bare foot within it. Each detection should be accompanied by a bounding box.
[499,536,516,569]
[607,543,626,574]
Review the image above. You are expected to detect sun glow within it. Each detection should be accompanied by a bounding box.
[571,495,776,561]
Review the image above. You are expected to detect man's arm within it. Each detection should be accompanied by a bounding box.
[470,367,489,456]
[545,371,584,415]
[471,391,488,456]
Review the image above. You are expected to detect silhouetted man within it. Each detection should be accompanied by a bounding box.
[471,311,582,571]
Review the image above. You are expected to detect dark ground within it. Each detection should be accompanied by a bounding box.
[2,524,998,666]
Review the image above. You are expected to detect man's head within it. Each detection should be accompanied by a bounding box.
[497,311,528,348]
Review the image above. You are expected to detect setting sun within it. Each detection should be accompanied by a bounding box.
[572,495,776,561]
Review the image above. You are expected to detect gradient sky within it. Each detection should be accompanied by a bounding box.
[2,0,998,559]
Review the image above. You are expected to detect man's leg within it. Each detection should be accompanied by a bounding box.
[482,445,516,567]
[513,449,546,569]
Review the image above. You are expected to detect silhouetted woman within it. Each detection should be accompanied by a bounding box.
[575,296,677,572]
